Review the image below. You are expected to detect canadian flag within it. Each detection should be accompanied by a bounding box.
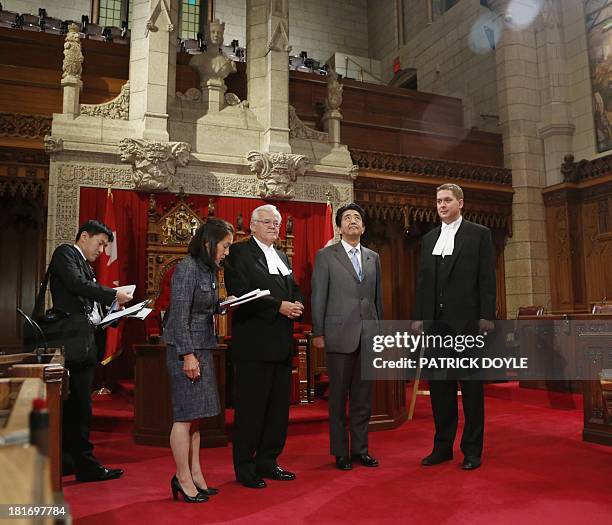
[324,199,334,247]
[98,188,122,365]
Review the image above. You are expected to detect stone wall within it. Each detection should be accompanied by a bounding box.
[378,0,498,132]
[216,0,369,65]
[2,0,90,22]
[367,0,396,61]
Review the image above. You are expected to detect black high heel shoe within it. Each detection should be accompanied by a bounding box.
[194,483,220,496]
[171,475,209,503]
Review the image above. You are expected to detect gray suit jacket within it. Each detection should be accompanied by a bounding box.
[311,242,383,354]
[162,255,220,356]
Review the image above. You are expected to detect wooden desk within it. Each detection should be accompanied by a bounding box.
[0,350,65,492]
[516,313,612,445]
[133,343,228,447]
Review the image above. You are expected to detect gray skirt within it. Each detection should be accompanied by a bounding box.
[166,345,221,422]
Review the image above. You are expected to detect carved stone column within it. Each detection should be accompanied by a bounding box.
[246,0,292,153]
[129,0,179,141]
[487,0,551,316]
[535,0,574,186]
[61,23,83,119]
[246,150,308,200]
[321,70,343,147]
[119,138,191,191]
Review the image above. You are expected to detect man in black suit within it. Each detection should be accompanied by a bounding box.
[413,183,496,471]
[224,204,304,489]
[49,220,132,482]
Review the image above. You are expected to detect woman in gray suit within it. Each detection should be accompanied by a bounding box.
[162,218,234,503]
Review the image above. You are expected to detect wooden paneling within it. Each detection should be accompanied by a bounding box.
[543,170,612,312]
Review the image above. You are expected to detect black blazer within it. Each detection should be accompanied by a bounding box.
[414,219,496,323]
[49,244,117,315]
[224,237,304,362]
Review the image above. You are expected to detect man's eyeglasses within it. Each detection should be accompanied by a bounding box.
[254,219,281,228]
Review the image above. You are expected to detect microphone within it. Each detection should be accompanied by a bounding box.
[16,307,48,362]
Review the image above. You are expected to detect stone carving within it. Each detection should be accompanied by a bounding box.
[176,88,203,102]
[326,69,343,111]
[190,19,237,86]
[350,148,512,185]
[540,0,561,29]
[0,112,51,139]
[81,81,130,119]
[62,23,83,80]
[267,20,291,53]
[288,106,328,141]
[44,135,63,153]
[225,93,249,108]
[146,0,174,36]
[246,150,309,200]
[348,164,359,180]
[119,138,191,192]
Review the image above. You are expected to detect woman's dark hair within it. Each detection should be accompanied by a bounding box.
[75,220,114,242]
[188,218,234,268]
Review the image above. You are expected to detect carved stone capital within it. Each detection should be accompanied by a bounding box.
[62,23,83,80]
[44,135,63,153]
[119,139,191,192]
[81,81,130,120]
[267,20,291,53]
[246,150,309,200]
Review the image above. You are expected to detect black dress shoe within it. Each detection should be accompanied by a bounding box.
[76,466,124,482]
[239,476,267,489]
[462,456,481,470]
[194,484,220,496]
[260,466,296,481]
[420,452,453,466]
[352,453,379,467]
[335,456,352,470]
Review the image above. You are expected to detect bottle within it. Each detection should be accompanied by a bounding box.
[29,398,49,456]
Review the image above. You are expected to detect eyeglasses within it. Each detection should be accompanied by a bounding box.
[254,219,281,228]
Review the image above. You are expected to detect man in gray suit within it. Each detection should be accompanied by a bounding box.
[311,203,382,470]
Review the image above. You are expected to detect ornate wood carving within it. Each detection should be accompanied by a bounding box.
[351,149,512,185]
[561,153,612,183]
[0,113,52,140]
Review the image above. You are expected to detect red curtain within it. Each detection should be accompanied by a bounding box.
[79,188,327,375]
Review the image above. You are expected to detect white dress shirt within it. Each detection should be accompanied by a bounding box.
[341,239,362,275]
[253,236,292,276]
[73,244,103,324]
[432,216,462,258]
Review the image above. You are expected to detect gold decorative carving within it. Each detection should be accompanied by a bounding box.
[81,81,130,120]
[160,203,202,245]
[288,106,328,141]
[247,150,309,200]
[62,23,83,80]
[0,113,52,139]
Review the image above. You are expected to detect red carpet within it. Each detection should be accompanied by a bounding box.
[66,384,612,525]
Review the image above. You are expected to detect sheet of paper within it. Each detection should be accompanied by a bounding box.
[129,307,153,320]
[109,284,136,313]
[230,289,271,307]
[98,299,150,325]
[219,288,261,307]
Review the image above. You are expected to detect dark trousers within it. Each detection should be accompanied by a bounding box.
[62,364,100,475]
[429,379,484,458]
[232,360,291,480]
[326,349,372,457]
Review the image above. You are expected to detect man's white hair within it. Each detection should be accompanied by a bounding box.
[251,204,282,224]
